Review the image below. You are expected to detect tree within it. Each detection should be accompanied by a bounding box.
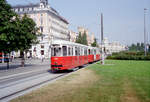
[129,43,145,52]
[91,38,98,47]
[14,14,39,66]
[0,0,39,67]
[76,32,82,43]
[82,31,88,45]
[0,0,16,53]
[148,44,150,53]
[76,31,88,45]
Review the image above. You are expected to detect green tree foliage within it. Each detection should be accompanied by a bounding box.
[0,0,16,53]
[148,45,150,53]
[82,31,88,45]
[0,0,39,66]
[129,43,144,52]
[15,14,39,52]
[15,15,39,66]
[76,31,88,45]
[91,38,98,47]
[76,32,82,43]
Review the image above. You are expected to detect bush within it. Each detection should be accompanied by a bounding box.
[107,51,150,60]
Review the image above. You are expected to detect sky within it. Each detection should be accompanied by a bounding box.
[7,0,150,45]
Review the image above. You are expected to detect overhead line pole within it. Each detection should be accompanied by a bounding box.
[144,8,147,56]
[101,13,104,44]
[101,13,104,65]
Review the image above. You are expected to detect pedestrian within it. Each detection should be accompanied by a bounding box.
[41,55,44,62]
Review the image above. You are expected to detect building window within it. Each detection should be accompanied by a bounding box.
[41,45,44,48]
[40,27,43,33]
[41,36,43,41]
[41,50,44,55]
[34,47,36,52]
[40,14,43,25]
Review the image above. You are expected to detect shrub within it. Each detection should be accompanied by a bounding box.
[107,51,150,60]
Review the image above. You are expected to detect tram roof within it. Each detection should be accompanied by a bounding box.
[52,40,89,48]
[52,40,99,50]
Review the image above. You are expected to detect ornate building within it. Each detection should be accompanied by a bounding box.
[69,30,77,43]
[100,38,127,55]
[12,0,69,58]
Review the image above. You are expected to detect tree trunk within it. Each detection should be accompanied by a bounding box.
[21,51,25,67]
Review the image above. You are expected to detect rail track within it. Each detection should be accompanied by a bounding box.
[0,72,68,102]
[0,62,95,102]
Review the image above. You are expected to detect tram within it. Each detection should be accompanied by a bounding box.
[51,40,101,72]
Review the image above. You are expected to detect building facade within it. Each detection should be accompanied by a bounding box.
[69,30,77,43]
[100,38,127,55]
[12,0,69,58]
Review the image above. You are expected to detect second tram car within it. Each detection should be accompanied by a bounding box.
[51,40,101,72]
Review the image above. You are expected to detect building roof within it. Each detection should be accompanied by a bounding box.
[12,3,69,24]
[12,3,39,9]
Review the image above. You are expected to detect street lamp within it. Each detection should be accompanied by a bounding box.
[6,42,10,69]
[144,8,147,56]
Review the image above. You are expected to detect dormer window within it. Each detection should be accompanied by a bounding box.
[40,0,48,7]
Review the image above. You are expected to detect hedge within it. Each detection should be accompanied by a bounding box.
[107,51,150,60]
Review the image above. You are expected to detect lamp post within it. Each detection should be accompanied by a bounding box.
[6,42,10,69]
[144,8,147,56]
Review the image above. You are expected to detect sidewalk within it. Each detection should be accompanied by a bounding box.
[0,58,50,78]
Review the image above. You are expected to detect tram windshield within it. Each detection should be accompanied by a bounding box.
[51,47,61,56]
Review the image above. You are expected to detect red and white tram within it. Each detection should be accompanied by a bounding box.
[51,40,101,72]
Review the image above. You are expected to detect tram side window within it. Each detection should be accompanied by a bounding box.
[94,50,96,55]
[78,47,80,56]
[72,47,74,56]
[51,47,61,56]
[68,47,71,56]
[88,49,90,55]
[75,47,78,56]
[62,46,67,56]
[91,50,93,55]
[70,47,73,56]
[84,49,87,55]
[81,48,83,56]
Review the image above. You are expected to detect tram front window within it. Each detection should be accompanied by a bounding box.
[52,47,61,56]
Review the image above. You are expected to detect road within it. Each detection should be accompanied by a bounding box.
[0,59,68,102]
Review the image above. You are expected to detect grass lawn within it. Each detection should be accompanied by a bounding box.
[11,60,150,102]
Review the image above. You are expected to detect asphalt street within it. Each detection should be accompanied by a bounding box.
[0,58,50,77]
[0,58,66,102]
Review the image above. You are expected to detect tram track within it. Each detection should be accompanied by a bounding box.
[0,72,67,102]
[0,62,97,102]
